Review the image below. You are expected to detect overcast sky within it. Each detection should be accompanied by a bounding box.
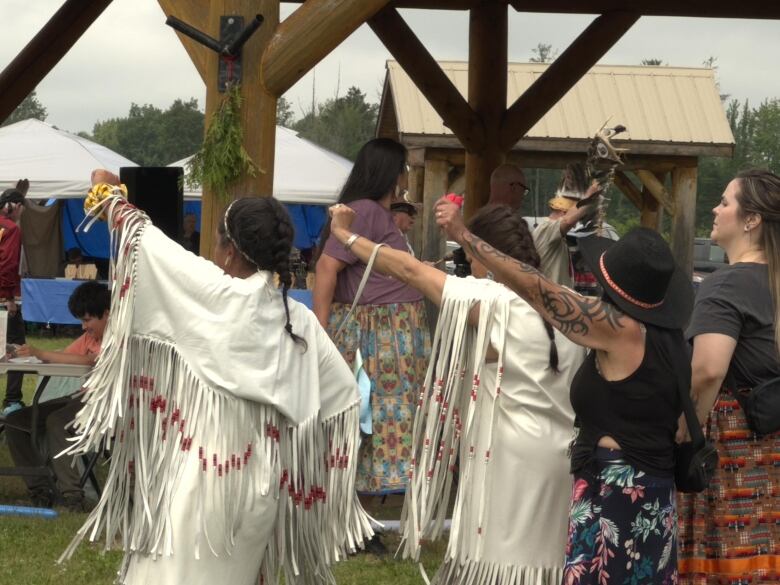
[2,1,780,135]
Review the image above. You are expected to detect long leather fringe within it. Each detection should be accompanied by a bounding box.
[59,195,371,584]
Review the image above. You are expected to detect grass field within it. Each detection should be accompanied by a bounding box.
[0,335,446,584]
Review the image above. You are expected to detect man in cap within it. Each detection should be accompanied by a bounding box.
[391,201,418,256]
[533,165,600,288]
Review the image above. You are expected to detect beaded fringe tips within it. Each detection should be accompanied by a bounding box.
[400,279,563,585]
[59,195,371,584]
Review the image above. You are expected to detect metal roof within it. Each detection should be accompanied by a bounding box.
[380,61,735,157]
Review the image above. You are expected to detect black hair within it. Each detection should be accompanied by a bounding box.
[217,197,307,350]
[68,281,110,320]
[314,138,408,263]
[0,189,24,215]
[337,138,407,204]
[468,205,560,373]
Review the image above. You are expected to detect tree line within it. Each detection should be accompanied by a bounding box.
[6,70,780,236]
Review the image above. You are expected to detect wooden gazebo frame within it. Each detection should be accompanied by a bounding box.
[1,0,777,272]
[376,61,735,269]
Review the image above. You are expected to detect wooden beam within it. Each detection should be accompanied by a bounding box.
[262,0,390,96]
[635,169,674,215]
[499,11,639,151]
[670,166,698,278]
[463,0,508,218]
[200,0,280,259]
[640,187,661,229]
[368,7,484,153]
[400,134,732,159]
[612,171,642,210]
[284,0,780,17]
[157,0,209,83]
[403,145,698,173]
[0,0,113,123]
[508,0,780,19]
[286,0,480,9]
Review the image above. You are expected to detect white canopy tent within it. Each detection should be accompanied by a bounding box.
[0,119,137,198]
[170,126,352,204]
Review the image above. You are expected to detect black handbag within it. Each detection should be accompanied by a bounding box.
[729,373,780,436]
[674,362,719,493]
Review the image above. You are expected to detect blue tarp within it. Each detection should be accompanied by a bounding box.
[62,199,327,259]
[61,199,111,259]
[23,277,313,325]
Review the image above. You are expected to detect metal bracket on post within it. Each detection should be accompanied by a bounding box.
[165,14,264,92]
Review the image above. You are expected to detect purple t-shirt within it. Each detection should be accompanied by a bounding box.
[323,199,423,305]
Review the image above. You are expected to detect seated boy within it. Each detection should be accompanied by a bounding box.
[4,281,109,510]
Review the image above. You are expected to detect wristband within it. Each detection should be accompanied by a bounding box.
[344,233,360,251]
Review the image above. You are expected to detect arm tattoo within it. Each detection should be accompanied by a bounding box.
[461,230,626,337]
[537,281,624,335]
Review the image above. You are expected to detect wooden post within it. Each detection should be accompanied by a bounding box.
[463,1,507,218]
[670,166,698,278]
[422,160,449,262]
[200,1,280,259]
[0,0,113,123]
[422,159,447,334]
[408,164,425,256]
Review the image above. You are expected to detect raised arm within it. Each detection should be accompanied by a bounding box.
[329,204,446,306]
[559,183,601,234]
[435,198,639,352]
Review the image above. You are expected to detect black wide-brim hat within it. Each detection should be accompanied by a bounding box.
[578,227,694,329]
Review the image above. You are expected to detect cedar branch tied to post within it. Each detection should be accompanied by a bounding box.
[165,14,265,202]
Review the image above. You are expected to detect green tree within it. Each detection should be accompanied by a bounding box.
[529,43,556,63]
[276,96,294,127]
[91,99,204,165]
[640,58,665,66]
[293,86,378,160]
[2,90,47,126]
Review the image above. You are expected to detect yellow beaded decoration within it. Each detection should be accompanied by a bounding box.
[85,183,128,216]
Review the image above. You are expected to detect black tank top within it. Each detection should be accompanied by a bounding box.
[569,325,687,477]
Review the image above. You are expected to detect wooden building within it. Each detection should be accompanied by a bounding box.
[377,61,736,269]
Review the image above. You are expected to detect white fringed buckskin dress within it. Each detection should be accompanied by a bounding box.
[60,196,371,585]
[401,276,585,584]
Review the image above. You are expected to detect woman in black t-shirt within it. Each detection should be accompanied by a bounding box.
[678,170,780,585]
[436,197,693,585]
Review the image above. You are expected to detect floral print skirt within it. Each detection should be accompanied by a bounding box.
[328,300,431,495]
[564,448,678,585]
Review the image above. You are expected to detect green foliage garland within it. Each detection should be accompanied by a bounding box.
[186,85,257,201]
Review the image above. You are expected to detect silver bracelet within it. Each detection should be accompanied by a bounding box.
[344,233,360,251]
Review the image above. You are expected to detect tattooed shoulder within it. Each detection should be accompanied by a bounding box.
[537,281,625,336]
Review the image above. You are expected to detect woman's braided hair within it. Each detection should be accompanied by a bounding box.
[218,197,307,350]
[468,205,560,372]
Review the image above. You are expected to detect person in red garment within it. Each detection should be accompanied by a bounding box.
[0,181,28,416]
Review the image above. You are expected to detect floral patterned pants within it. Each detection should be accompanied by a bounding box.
[564,448,679,585]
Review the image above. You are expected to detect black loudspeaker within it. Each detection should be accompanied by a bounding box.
[120,167,183,241]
